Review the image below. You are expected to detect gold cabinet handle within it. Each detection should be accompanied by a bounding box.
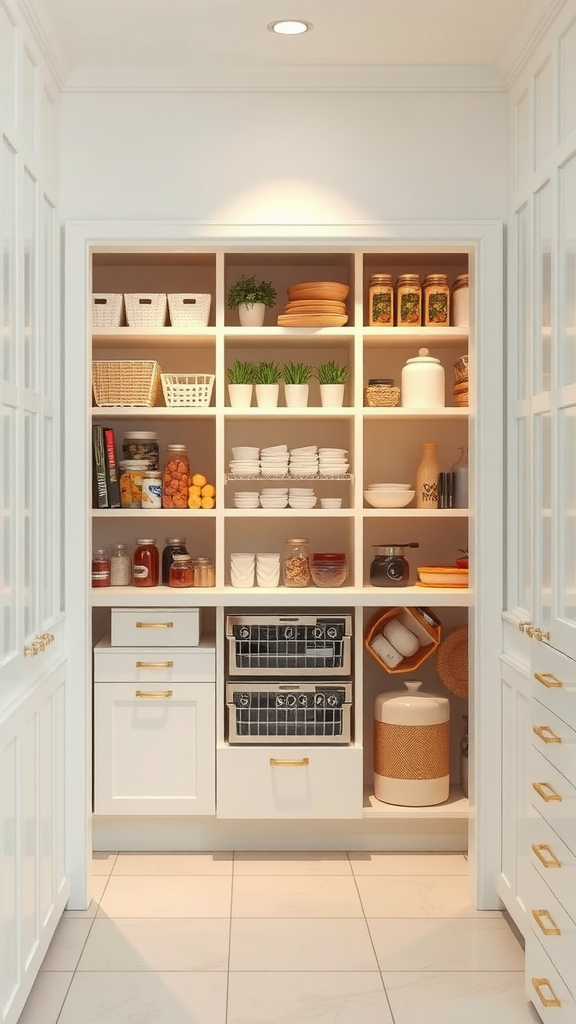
[135,690,173,698]
[531,628,551,642]
[534,671,563,689]
[532,977,561,1008]
[23,631,56,657]
[532,844,562,868]
[533,725,562,744]
[519,621,532,633]
[533,781,562,802]
[136,661,174,669]
[269,757,310,767]
[136,621,173,629]
[532,909,561,936]
[525,625,538,638]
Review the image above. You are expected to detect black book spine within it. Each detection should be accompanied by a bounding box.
[92,424,109,509]
[103,427,121,508]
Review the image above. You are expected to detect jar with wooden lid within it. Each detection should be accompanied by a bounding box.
[368,274,394,326]
[423,274,450,326]
[396,274,421,326]
[451,274,469,326]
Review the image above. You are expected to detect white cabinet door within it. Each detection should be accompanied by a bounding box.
[94,682,215,815]
[498,657,532,935]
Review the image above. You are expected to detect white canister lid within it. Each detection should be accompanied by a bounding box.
[374,681,449,726]
[404,347,441,366]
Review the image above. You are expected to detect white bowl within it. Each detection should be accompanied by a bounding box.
[290,446,318,455]
[261,445,288,454]
[364,489,415,508]
[231,447,259,458]
[318,464,350,476]
[290,467,318,478]
[367,482,411,490]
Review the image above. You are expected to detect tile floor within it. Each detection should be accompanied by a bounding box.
[19,850,541,1024]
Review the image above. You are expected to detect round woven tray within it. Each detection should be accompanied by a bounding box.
[435,626,469,698]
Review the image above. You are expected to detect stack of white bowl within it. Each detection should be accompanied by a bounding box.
[230,552,256,587]
[320,497,343,509]
[256,552,281,587]
[261,445,289,478]
[288,488,317,509]
[230,446,260,478]
[318,448,350,477]
[289,445,318,478]
[260,488,289,509]
[364,483,415,508]
[233,491,260,509]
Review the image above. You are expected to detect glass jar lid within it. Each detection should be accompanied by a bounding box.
[111,543,128,552]
[172,554,192,564]
[93,548,108,557]
[119,459,151,469]
[312,552,347,561]
[143,470,161,478]
[369,273,393,285]
[368,378,394,385]
[135,538,156,545]
[404,347,441,365]
[165,538,187,545]
[396,274,421,285]
[123,431,159,439]
[452,274,469,290]
[285,538,308,545]
[165,444,188,452]
[422,274,449,286]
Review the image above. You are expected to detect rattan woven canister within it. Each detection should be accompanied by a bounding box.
[374,681,450,806]
[363,382,400,407]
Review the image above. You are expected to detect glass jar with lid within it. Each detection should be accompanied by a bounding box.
[423,274,450,326]
[141,470,162,509]
[109,543,132,586]
[370,543,419,587]
[310,552,348,588]
[92,549,111,587]
[191,557,216,587]
[396,274,422,326]
[169,554,194,588]
[119,459,151,508]
[133,538,159,587]
[161,538,188,585]
[122,431,159,469]
[162,444,190,509]
[282,538,310,588]
[368,273,394,326]
[451,274,469,326]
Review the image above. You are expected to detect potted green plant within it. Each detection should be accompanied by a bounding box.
[316,360,349,408]
[227,275,277,327]
[283,361,313,408]
[227,359,255,408]
[253,360,283,408]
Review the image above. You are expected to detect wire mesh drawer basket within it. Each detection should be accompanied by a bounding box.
[92,294,124,328]
[92,360,162,407]
[124,293,167,327]
[167,293,211,328]
[161,373,215,407]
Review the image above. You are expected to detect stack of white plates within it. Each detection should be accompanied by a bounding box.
[260,444,289,478]
[230,446,260,478]
[233,491,260,508]
[318,448,350,477]
[230,552,255,588]
[260,488,289,508]
[320,497,343,509]
[288,487,317,509]
[289,445,319,478]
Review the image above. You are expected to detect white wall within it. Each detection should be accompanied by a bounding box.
[60,89,508,223]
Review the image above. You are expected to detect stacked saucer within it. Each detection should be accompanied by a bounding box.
[260,444,289,478]
[233,491,260,509]
[288,487,317,509]
[318,448,350,477]
[260,488,289,509]
[289,445,319,478]
[230,446,260,477]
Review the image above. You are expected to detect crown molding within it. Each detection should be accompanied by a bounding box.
[496,0,568,89]
[16,0,72,89]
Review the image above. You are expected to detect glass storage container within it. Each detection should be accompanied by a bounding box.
[162,444,190,509]
[368,273,394,326]
[142,470,162,509]
[310,553,348,588]
[423,273,450,326]
[161,538,188,585]
[283,538,311,588]
[119,459,151,508]
[396,274,422,326]
[109,543,131,586]
[133,538,160,587]
[169,553,194,588]
[122,431,159,469]
[191,557,216,587]
[92,549,111,587]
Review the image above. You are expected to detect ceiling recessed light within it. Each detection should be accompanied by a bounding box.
[268,20,312,35]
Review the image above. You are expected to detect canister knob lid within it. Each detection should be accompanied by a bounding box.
[405,347,441,364]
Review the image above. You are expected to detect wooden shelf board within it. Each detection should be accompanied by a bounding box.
[224,407,354,418]
[93,328,216,348]
[92,509,217,518]
[363,508,469,517]
[224,326,355,340]
[363,407,468,419]
[92,406,216,418]
[92,585,472,608]
[363,785,469,819]
[363,327,468,347]
[224,508,353,517]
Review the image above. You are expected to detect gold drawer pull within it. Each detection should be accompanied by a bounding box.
[532,977,561,1008]
[136,661,174,669]
[532,909,561,936]
[533,725,562,744]
[136,621,174,629]
[534,672,563,689]
[269,757,310,767]
[532,844,562,868]
[135,690,173,698]
[533,781,562,802]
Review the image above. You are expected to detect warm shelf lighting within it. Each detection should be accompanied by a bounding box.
[268,20,312,35]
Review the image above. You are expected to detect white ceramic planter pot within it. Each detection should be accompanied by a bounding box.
[255,383,280,408]
[228,383,253,408]
[284,383,309,408]
[320,383,345,408]
[238,302,266,327]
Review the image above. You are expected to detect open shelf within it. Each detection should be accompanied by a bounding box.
[363,508,468,517]
[363,407,468,419]
[363,785,469,819]
[93,327,216,348]
[224,407,354,418]
[92,509,217,518]
[224,508,353,517]
[90,584,472,607]
[362,327,468,347]
[92,406,216,419]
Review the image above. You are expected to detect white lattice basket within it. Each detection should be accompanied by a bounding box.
[92,294,124,328]
[161,373,215,407]
[167,293,211,328]
[124,293,168,327]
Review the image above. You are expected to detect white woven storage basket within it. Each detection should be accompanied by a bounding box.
[124,293,167,327]
[161,373,215,407]
[92,294,124,328]
[167,293,211,328]
[92,360,162,407]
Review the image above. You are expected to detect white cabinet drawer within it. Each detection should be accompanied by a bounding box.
[532,700,576,783]
[532,644,576,733]
[531,748,576,853]
[110,607,201,647]
[526,934,576,1021]
[527,864,576,991]
[94,682,215,816]
[94,636,215,682]
[531,811,576,923]
[216,746,363,819]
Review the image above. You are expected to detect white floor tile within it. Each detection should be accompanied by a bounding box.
[233,851,352,875]
[17,971,73,1024]
[57,971,227,1024]
[78,918,230,971]
[227,972,393,1024]
[349,852,468,876]
[368,917,524,971]
[356,875,502,918]
[40,919,93,971]
[64,877,109,919]
[91,852,117,876]
[113,852,233,875]
[229,918,378,972]
[98,875,232,918]
[382,971,539,1024]
[232,875,364,918]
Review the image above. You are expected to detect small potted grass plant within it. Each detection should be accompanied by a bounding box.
[227,275,277,327]
[283,361,313,408]
[227,359,255,408]
[254,360,283,408]
[316,360,349,408]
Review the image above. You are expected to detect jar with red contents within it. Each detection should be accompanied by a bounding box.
[92,549,111,587]
[132,538,160,587]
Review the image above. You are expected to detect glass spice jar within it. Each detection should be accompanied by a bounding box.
[368,273,394,326]
[122,431,159,470]
[423,273,450,326]
[161,538,188,585]
[109,543,132,586]
[283,538,310,588]
[191,557,216,587]
[169,553,194,588]
[133,538,160,587]
[396,274,422,326]
[91,548,110,587]
[162,444,190,510]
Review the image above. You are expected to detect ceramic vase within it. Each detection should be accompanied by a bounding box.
[415,442,440,509]
[284,383,309,408]
[227,383,253,408]
[320,383,345,408]
[238,302,266,327]
[255,383,280,408]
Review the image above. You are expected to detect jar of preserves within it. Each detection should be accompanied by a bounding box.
[423,273,450,326]
[310,552,348,588]
[161,538,188,585]
[109,543,132,586]
[142,470,162,509]
[133,538,160,587]
[92,548,110,587]
[282,538,310,588]
[191,556,216,587]
[396,274,421,326]
[451,274,469,326]
[368,273,394,326]
[168,553,193,588]
[162,444,190,509]
[122,431,159,469]
[119,459,151,508]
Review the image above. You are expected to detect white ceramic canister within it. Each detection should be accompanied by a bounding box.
[451,274,469,326]
[401,347,445,408]
[374,680,450,806]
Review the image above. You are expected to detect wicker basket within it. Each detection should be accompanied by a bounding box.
[161,373,215,407]
[92,360,162,407]
[436,626,469,698]
[363,384,400,407]
[167,293,211,328]
[124,293,167,327]
[453,355,469,384]
[92,294,124,328]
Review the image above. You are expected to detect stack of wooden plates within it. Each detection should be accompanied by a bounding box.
[278,281,350,327]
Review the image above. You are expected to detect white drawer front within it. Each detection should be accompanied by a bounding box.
[216,746,363,819]
[526,934,576,1021]
[110,607,200,647]
[532,644,576,733]
[531,748,576,854]
[527,864,576,992]
[94,639,215,682]
[532,700,576,784]
[531,811,576,923]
